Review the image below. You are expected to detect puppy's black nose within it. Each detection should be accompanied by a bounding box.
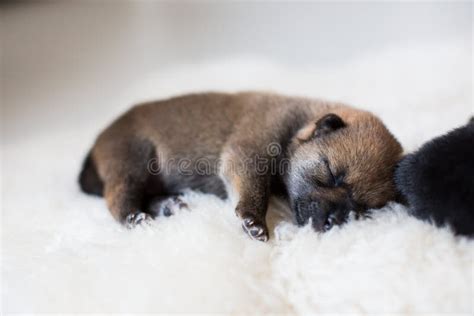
[314,204,348,232]
[294,198,349,231]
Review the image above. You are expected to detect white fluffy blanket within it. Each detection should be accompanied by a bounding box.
[3,40,473,314]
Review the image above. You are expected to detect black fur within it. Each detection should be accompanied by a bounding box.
[78,153,104,196]
[395,119,474,237]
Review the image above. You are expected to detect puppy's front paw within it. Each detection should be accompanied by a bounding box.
[241,214,269,242]
[148,196,188,217]
[125,212,152,228]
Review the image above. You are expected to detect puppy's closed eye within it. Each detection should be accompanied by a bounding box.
[314,159,345,188]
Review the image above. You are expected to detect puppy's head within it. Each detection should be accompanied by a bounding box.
[286,108,402,232]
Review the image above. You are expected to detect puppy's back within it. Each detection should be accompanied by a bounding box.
[395,120,474,236]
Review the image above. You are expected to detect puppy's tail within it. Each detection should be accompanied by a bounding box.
[78,152,104,196]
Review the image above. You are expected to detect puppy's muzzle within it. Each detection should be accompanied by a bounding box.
[294,200,350,232]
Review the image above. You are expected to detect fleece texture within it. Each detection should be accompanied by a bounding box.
[2,40,473,314]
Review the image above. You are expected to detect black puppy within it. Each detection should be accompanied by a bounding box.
[395,118,474,236]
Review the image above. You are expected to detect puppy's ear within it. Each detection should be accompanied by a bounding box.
[314,113,346,137]
[296,113,346,142]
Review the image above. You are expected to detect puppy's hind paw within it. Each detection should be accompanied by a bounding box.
[125,212,153,228]
[242,215,269,242]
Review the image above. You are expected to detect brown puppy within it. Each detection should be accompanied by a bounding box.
[79,92,402,241]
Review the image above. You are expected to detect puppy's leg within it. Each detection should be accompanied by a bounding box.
[92,137,157,227]
[221,152,271,242]
[236,176,271,242]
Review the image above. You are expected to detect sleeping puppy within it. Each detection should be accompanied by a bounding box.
[79,92,403,241]
[395,118,474,237]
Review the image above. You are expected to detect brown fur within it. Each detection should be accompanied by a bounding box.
[79,92,402,241]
